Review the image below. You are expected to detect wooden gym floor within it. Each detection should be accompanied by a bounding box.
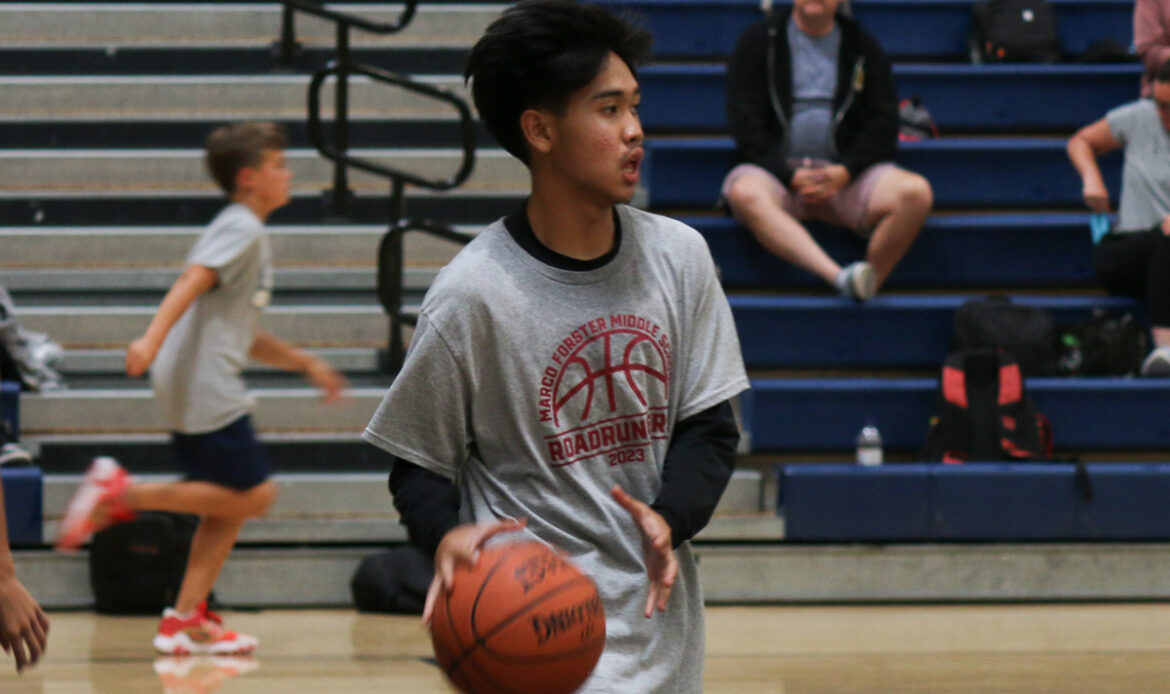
[5,603,1170,693]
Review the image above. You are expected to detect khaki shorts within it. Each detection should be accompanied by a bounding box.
[721,161,898,237]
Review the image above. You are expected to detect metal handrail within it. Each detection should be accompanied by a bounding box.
[307,62,476,192]
[284,1,479,372]
[281,0,418,35]
[377,220,477,371]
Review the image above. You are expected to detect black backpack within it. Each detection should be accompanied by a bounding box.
[971,0,1060,63]
[921,348,1053,463]
[89,511,201,615]
[350,544,433,615]
[953,296,1060,376]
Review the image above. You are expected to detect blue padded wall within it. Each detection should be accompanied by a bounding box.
[780,464,1170,542]
[1,466,42,546]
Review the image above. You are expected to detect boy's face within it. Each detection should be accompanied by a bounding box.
[540,52,644,206]
[237,149,292,213]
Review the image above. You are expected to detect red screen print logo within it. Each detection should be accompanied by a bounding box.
[539,315,672,467]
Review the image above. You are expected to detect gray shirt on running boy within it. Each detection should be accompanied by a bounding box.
[152,203,274,434]
[363,204,749,694]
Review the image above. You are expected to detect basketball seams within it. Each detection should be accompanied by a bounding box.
[442,547,514,675]
[474,575,605,663]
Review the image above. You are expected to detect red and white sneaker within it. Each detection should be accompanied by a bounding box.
[153,602,259,656]
[55,456,136,551]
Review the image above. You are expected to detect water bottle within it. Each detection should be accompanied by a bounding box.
[856,421,883,466]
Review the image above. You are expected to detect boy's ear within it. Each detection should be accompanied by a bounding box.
[520,108,555,155]
[234,166,256,193]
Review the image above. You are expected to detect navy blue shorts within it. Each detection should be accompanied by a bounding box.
[172,414,271,491]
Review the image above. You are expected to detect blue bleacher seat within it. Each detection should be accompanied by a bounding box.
[647,138,1123,209]
[730,295,1140,369]
[640,64,1142,133]
[1,466,42,546]
[780,463,1170,541]
[749,378,1170,452]
[598,0,1133,60]
[1,380,18,442]
[690,213,1099,288]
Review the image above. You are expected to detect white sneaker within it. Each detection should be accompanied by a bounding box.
[836,261,877,301]
[0,442,33,466]
[1141,346,1170,377]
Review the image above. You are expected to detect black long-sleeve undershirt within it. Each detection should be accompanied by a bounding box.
[387,399,739,555]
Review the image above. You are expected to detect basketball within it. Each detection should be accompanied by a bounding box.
[430,541,606,694]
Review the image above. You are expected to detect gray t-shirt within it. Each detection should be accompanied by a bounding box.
[363,205,749,694]
[786,17,841,162]
[1106,99,1170,232]
[152,203,274,433]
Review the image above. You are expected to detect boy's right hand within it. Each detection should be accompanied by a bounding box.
[422,519,527,626]
[125,337,158,377]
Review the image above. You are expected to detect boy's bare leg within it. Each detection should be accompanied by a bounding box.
[173,515,246,614]
[127,480,277,520]
[862,168,933,287]
[726,173,842,285]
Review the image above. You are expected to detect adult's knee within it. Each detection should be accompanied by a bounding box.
[725,176,774,217]
[899,174,934,213]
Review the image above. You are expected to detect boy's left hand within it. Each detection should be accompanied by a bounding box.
[125,337,158,378]
[611,485,677,618]
[306,357,347,403]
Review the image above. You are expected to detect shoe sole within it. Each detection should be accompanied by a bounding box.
[153,634,258,656]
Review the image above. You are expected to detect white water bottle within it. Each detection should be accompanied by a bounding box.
[856,421,883,466]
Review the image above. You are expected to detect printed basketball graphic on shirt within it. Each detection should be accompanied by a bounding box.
[538,314,672,467]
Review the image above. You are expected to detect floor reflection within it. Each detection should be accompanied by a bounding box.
[153,656,259,694]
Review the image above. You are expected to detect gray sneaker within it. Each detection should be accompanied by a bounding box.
[836,261,877,301]
[0,442,33,466]
[1141,346,1170,377]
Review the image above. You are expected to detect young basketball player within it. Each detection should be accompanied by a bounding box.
[56,122,346,655]
[362,2,749,691]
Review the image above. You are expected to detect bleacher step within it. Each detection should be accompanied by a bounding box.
[20,386,387,435]
[12,303,389,347]
[0,74,470,120]
[0,147,525,193]
[16,540,1170,608]
[0,3,502,47]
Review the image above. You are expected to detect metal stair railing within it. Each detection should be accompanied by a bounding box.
[278,1,478,372]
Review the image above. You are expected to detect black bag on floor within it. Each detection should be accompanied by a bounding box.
[971,0,1060,63]
[89,511,199,615]
[350,545,433,615]
[954,296,1060,376]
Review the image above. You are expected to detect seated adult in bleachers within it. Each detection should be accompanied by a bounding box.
[1067,59,1170,376]
[721,0,932,300]
[1135,0,1170,97]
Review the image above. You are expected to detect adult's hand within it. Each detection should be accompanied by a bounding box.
[421,519,527,625]
[611,485,677,618]
[1083,179,1111,213]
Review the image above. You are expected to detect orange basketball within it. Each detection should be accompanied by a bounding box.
[430,541,606,694]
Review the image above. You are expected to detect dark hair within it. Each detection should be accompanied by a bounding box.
[204,122,288,195]
[1156,58,1170,85]
[464,0,652,164]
